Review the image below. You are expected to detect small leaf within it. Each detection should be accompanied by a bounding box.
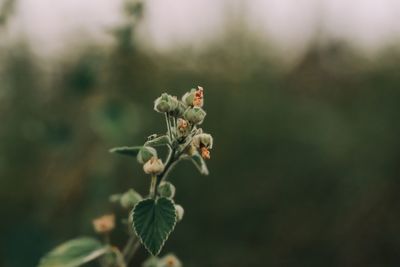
[132,198,177,256]
[109,146,142,157]
[38,237,108,267]
[190,151,209,175]
[145,135,171,147]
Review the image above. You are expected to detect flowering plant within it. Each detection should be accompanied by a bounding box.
[38,87,213,267]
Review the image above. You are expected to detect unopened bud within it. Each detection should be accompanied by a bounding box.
[177,118,188,131]
[137,146,157,164]
[158,181,176,198]
[176,118,190,138]
[154,93,179,113]
[170,101,186,117]
[181,89,196,106]
[143,156,165,175]
[120,189,142,209]
[92,214,115,233]
[159,254,182,267]
[183,107,206,125]
[192,97,203,107]
[174,205,184,221]
[192,86,204,107]
[142,256,159,267]
[192,133,213,149]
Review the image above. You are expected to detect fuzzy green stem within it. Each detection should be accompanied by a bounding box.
[165,113,172,140]
[149,175,157,199]
[122,235,140,265]
[171,117,177,136]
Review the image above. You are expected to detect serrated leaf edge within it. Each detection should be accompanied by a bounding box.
[131,198,178,256]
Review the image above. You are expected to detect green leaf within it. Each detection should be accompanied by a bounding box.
[38,237,108,267]
[190,151,209,175]
[145,135,171,147]
[109,146,142,157]
[132,198,177,256]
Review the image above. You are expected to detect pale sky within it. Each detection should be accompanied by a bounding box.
[3,0,400,59]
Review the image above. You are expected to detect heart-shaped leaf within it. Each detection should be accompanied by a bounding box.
[190,151,209,175]
[38,237,108,267]
[132,197,177,256]
[109,146,142,157]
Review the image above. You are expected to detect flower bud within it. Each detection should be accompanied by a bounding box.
[158,181,176,198]
[159,254,182,267]
[92,214,115,233]
[170,101,186,117]
[143,156,165,175]
[175,205,184,221]
[169,96,179,110]
[192,86,204,107]
[192,97,203,107]
[192,133,213,149]
[183,107,206,125]
[142,256,159,267]
[181,89,196,106]
[176,118,190,138]
[120,189,142,209]
[154,93,179,113]
[137,146,157,164]
[177,118,188,131]
[200,147,210,159]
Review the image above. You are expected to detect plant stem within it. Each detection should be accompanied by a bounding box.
[125,239,141,264]
[122,235,140,266]
[156,147,185,187]
[171,116,177,133]
[165,113,172,139]
[149,175,157,199]
[122,236,136,258]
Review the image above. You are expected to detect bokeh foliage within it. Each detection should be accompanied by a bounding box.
[1,5,400,267]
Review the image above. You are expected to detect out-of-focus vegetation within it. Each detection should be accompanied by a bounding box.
[1,2,400,267]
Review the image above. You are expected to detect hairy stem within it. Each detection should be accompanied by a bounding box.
[122,235,136,258]
[124,238,141,265]
[149,175,157,199]
[165,113,172,140]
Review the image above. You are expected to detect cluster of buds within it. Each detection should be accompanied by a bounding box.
[153,86,213,159]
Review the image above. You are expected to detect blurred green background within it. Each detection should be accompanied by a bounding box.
[1,1,400,266]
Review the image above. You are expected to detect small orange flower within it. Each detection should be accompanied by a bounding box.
[167,258,175,267]
[200,147,210,159]
[92,214,115,233]
[196,86,204,98]
[160,254,182,267]
[192,86,204,107]
[177,118,188,132]
[192,97,203,107]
